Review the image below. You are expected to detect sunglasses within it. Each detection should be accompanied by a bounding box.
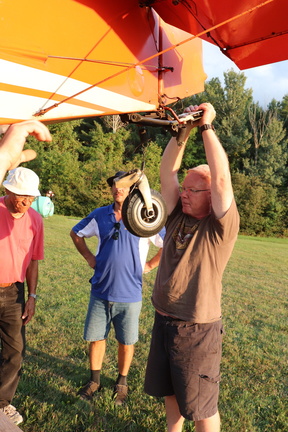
[112,222,120,240]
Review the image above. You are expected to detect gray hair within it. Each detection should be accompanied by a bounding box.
[187,164,211,183]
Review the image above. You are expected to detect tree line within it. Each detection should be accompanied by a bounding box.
[2,70,287,237]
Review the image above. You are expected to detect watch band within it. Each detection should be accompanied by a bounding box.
[29,293,37,299]
[199,124,215,133]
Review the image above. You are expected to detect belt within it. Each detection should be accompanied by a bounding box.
[0,283,14,288]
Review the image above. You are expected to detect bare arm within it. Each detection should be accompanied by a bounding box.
[22,259,39,325]
[160,125,194,215]
[160,103,233,218]
[0,120,52,183]
[70,230,96,269]
[144,248,162,274]
[197,103,234,218]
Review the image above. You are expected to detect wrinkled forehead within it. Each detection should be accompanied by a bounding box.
[183,170,211,189]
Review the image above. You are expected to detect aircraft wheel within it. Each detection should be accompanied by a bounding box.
[122,189,167,237]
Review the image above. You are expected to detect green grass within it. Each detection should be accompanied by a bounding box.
[14,216,287,431]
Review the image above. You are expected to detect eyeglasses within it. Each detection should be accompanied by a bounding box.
[13,194,38,203]
[179,187,210,194]
[112,222,120,240]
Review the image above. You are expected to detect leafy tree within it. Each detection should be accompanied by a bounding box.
[24,121,88,215]
[245,104,287,187]
[279,94,288,130]
[76,121,131,209]
[254,118,287,186]
[127,140,163,191]
[233,173,286,236]
[165,128,207,186]
[248,103,272,167]
[279,95,288,189]
[207,71,252,171]
[45,120,82,153]
[102,115,124,133]
[233,173,266,235]
[184,70,253,171]
[75,120,163,209]
[8,69,285,235]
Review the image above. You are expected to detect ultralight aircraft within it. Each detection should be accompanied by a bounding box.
[0,0,286,234]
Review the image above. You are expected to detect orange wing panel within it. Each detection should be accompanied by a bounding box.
[0,0,205,124]
[153,0,288,70]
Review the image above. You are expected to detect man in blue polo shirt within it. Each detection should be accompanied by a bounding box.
[70,171,164,405]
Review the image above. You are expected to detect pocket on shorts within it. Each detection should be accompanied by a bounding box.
[198,373,220,418]
[206,324,223,353]
[199,373,221,384]
[177,322,222,355]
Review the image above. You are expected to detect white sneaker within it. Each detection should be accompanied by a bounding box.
[0,404,23,425]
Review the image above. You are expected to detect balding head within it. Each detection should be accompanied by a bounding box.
[187,164,211,185]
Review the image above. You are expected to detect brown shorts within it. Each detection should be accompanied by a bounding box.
[144,312,224,421]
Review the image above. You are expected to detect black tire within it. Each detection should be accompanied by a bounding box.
[122,189,167,237]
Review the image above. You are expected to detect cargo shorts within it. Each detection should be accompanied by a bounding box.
[144,312,224,421]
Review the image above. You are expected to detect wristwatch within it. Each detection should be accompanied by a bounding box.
[29,293,37,299]
[199,124,215,133]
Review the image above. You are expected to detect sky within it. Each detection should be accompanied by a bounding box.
[202,41,288,107]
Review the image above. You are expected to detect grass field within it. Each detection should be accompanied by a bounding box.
[14,215,287,432]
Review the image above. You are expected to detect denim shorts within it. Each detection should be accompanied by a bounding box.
[84,294,142,345]
[144,312,224,421]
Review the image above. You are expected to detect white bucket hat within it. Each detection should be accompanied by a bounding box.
[3,167,40,197]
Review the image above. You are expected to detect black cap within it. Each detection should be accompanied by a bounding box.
[106,171,126,187]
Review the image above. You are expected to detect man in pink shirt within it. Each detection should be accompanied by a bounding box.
[0,123,49,425]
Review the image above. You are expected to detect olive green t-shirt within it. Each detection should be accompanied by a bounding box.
[151,199,240,323]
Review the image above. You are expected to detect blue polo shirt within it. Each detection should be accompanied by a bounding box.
[72,204,164,302]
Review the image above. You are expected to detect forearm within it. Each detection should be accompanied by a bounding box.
[23,259,38,324]
[26,259,39,295]
[160,125,192,180]
[144,249,162,273]
[70,230,96,268]
[160,126,193,213]
[201,128,233,216]
[202,130,231,182]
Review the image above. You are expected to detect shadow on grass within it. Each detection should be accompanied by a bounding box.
[17,346,160,432]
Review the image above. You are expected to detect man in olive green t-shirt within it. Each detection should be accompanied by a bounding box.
[145,103,239,432]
